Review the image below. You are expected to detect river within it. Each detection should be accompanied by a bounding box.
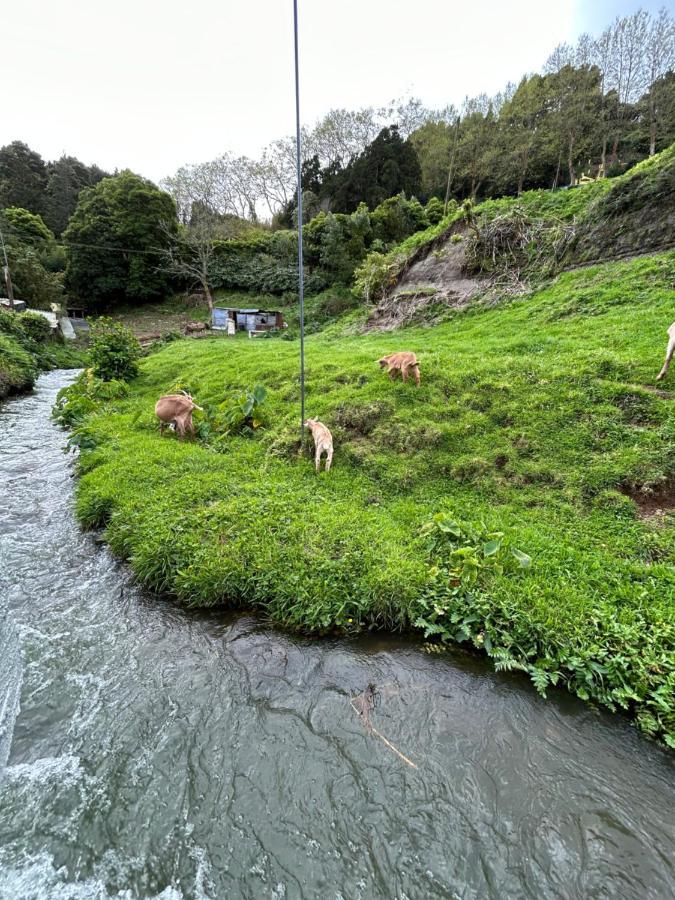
[1,370,673,899]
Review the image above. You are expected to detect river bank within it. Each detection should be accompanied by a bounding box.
[1,369,675,899]
[61,252,675,745]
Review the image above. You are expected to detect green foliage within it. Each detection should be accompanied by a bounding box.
[0,331,37,398]
[64,171,179,307]
[0,141,47,215]
[18,310,52,342]
[43,155,109,236]
[214,384,268,436]
[370,194,429,244]
[9,247,64,309]
[323,126,423,213]
[413,512,530,644]
[2,207,53,246]
[0,308,86,397]
[53,371,129,428]
[89,318,141,381]
[424,196,446,224]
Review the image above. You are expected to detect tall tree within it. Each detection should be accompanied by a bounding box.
[64,171,178,307]
[0,142,47,215]
[329,126,422,212]
[643,7,675,155]
[43,156,108,235]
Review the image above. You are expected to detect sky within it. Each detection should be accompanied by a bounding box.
[3,0,670,184]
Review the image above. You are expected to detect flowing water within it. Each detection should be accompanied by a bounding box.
[0,370,673,900]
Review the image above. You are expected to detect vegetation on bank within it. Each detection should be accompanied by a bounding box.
[354,143,675,304]
[56,251,675,744]
[0,308,87,398]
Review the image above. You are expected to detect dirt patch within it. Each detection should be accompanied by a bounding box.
[366,231,486,332]
[622,481,675,522]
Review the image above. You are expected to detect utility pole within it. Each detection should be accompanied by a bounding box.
[293,0,306,441]
[0,222,15,309]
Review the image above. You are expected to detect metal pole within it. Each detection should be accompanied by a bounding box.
[293,0,305,441]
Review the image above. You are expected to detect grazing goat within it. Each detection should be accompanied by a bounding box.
[304,418,334,472]
[378,352,421,386]
[656,322,675,381]
[155,392,203,439]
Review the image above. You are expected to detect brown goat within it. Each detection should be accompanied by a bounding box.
[155,393,203,439]
[656,322,675,381]
[378,352,421,386]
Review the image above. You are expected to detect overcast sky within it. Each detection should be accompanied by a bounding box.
[3,0,667,183]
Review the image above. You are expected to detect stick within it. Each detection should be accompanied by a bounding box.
[349,698,418,770]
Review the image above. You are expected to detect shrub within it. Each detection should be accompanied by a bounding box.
[425,197,445,224]
[53,370,129,428]
[413,512,531,646]
[19,311,52,343]
[352,251,403,303]
[89,318,141,381]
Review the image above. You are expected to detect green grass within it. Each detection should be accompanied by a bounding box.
[0,331,38,398]
[64,251,675,744]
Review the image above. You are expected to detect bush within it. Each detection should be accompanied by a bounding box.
[53,370,130,428]
[19,311,52,343]
[89,318,141,381]
[425,197,445,224]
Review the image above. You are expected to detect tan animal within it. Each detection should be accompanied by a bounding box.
[656,322,675,381]
[155,392,203,439]
[304,418,334,472]
[378,352,421,386]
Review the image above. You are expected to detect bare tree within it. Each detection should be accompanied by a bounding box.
[158,213,230,313]
[544,42,575,74]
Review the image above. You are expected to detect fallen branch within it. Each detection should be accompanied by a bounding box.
[350,686,418,770]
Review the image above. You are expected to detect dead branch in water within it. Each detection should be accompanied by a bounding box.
[350,684,418,770]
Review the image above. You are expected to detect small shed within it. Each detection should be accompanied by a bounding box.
[212,307,284,334]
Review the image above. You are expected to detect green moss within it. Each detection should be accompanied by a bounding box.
[63,251,675,744]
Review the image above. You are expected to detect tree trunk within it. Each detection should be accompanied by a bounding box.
[202,281,214,313]
[517,146,529,195]
[552,152,561,190]
[649,94,657,156]
[567,133,576,187]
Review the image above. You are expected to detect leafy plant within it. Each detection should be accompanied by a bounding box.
[53,369,129,427]
[217,384,267,435]
[89,318,141,381]
[413,512,531,647]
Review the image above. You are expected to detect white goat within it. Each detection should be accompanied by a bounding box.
[656,322,675,381]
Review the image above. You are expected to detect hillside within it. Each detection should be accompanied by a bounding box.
[362,146,675,330]
[58,249,675,744]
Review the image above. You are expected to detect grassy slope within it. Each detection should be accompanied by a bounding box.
[72,251,675,741]
[0,331,38,398]
[372,144,675,298]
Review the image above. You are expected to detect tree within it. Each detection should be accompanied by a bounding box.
[409,121,454,198]
[64,171,178,307]
[159,203,240,312]
[2,207,53,247]
[330,127,422,212]
[0,142,48,215]
[549,66,603,186]
[43,155,108,235]
[643,8,675,155]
